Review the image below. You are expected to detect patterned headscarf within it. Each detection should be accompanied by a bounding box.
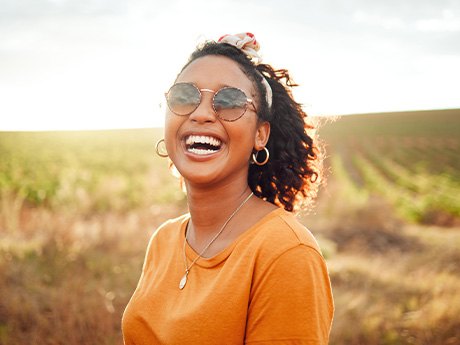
[218,33,273,109]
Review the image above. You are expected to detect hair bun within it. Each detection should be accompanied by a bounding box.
[218,32,262,63]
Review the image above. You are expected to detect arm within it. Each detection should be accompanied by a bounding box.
[245,245,334,345]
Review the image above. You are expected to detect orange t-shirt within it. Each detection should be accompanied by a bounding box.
[122,207,334,344]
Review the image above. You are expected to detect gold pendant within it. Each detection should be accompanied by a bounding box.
[179,271,188,290]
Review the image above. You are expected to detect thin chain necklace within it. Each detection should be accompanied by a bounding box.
[179,192,253,290]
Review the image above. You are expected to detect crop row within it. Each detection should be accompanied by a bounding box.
[0,130,182,216]
[345,153,460,223]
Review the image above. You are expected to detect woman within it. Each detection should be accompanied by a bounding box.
[122,33,334,344]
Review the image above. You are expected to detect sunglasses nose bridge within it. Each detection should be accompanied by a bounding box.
[188,88,218,122]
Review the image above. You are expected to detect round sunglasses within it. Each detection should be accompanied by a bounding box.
[165,83,257,122]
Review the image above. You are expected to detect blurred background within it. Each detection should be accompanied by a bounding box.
[1,0,459,344]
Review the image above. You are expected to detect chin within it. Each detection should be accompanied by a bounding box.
[181,171,221,187]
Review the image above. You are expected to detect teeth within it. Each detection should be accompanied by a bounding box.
[187,148,217,155]
[185,135,222,147]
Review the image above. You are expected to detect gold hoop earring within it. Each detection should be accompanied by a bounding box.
[252,147,269,166]
[155,139,169,158]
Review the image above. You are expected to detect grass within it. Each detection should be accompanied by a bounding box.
[307,158,460,345]
[319,109,460,225]
[1,109,459,344]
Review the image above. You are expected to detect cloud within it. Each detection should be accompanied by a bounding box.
[416,9,460,32]
[0,0,129,22]
[1,0,459,129]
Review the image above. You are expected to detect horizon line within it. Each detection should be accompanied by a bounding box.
[1,107,459,133]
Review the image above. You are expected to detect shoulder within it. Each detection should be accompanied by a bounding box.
[153,213,189,237]
[146,213,189,251]
[276,209,322,250]
[239,208,325,272]
[245,210,334,342]
[250,208,322,255]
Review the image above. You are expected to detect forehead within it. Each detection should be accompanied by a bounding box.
[176,55,255,93]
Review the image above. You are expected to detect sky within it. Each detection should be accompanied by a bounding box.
[1,0,459,130]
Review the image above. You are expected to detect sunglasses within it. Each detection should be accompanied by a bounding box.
[165,82,257,122]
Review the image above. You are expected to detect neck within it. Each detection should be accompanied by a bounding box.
[185,180,252,238]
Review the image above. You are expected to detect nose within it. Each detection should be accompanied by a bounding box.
[188,91,217,123]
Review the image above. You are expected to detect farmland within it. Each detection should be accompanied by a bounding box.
[0,109,459,344]
[316,109,460,344]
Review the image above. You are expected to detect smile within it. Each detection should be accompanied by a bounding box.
[185,135,222,155]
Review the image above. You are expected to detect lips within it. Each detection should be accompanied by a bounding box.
[184,134,223,155]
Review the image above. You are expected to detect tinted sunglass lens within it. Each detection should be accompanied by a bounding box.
[167,83,200,115]
[214,88,247,121]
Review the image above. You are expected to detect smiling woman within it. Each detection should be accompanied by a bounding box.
[121,33,334,345]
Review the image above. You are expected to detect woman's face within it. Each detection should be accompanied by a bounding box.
[164,55,270,188]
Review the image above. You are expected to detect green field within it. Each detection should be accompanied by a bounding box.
[0,109,459,344]
[320,109,460,225]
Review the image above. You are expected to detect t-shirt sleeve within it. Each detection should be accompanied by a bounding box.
[245,245,334,345]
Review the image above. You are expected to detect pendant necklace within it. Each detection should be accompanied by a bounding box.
[179,192,253,290]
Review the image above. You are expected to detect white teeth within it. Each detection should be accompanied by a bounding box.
[185,135,222,147]
[187,148,217,155]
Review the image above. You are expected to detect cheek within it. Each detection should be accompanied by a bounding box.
[164,113,182,152]
[228,119,258,152]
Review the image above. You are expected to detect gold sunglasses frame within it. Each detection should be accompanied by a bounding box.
[165,83,258,122]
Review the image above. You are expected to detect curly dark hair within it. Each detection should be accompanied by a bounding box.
[179,41,325,212]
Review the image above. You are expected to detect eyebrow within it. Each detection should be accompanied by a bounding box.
[177,82,255,98]
[199,83,231,90]
[177,81,232,89]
